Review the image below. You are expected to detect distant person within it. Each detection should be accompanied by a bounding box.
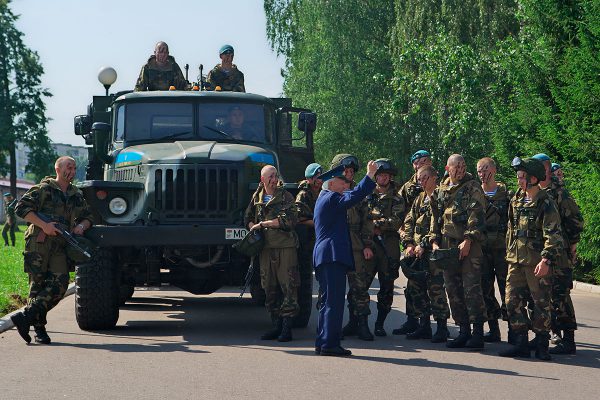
[3,192,16,246]
[135,41,186,91]
[223,106,260,141]
[551,163,564,183]
[206,44,245,92]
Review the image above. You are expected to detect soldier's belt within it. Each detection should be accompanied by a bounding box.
[516,230,543,239]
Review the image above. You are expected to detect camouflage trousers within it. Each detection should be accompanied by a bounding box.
[506,263,552,335]
[408,257,450,320]
[552,250,577,330]
[368,236,400,313]
[2,221,15,245]
[481,246,508,321]
[346,250,375,316]
[23,237,70,327]
[441,238,487,324]
[259,247,300,318]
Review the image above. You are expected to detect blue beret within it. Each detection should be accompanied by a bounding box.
[317,164,345,182]
[305,163,323,178]
[532,153,550,162]
[410,150,430,163]
[3,192,11,197]
[219,44,234,55]
[551,162,561,172]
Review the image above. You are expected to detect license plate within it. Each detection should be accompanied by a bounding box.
[225,228,248,240]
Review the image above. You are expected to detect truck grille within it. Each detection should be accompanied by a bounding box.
[153,166,240,220]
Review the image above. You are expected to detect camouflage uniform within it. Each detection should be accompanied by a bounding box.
[14,177,93,330]
[244,184,299,318]
[3,196,16,246]
[505,189,563,336]
[481,182,511,322]
[398,173,423,213]
[430,173,488,325]
[206,64,245,92]
[403,192,450,321]
[541,178,583,332]
[134,55,186,91]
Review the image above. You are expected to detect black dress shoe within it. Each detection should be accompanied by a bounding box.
[315,347,321,355]
[319,346,352,357]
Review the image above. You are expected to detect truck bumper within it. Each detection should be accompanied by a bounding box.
[86,224,247,247]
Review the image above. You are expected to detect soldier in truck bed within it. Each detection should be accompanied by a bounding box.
[134,41,186,91]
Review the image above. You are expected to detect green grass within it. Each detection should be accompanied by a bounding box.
[0,229,29,317]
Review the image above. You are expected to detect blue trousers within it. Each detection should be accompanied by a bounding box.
[315,262,349,349]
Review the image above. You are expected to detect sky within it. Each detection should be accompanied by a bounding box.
[11,0,286,147]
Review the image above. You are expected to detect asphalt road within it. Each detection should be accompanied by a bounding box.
[1,276,599,400]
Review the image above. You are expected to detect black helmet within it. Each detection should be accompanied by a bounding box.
[511,157,546,182]
[330,154,359,171]
[374,158,397,175]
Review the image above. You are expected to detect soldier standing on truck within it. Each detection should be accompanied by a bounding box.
[11,156,94,345]
[245,165,299,342]
[134,41,186,91]
[206,44,245,92]
[3,193,16,247]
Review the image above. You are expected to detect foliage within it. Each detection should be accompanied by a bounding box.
[0,229,28,316]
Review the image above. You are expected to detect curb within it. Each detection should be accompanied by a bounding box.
[573,280,600,294]
[0,283,75,334]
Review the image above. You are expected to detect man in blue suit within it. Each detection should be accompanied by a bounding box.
[313,158,378,356]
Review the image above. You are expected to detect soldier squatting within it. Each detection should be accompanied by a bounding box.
[8,41,584,363]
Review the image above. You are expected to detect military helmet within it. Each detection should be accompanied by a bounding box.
[551,162,562,172]
[330,154,359,171]
[511,157,546,182]
[374,158,398,175]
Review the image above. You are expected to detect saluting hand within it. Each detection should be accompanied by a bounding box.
[366,160,378,179]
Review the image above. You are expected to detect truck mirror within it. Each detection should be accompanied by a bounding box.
[74,115,92,136]
[92,122,113,164]
[297,112,316,134]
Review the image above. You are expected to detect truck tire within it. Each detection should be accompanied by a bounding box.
[75,248,119,330]
[119,284,135,305]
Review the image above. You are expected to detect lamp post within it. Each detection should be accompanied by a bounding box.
[98,66,117,96]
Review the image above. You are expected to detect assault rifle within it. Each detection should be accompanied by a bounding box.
[36,212,92,259]
[240,256,256,298]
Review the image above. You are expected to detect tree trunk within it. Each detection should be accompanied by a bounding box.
[9,141,16,197]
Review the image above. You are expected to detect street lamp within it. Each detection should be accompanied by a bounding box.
[98,66,117,96]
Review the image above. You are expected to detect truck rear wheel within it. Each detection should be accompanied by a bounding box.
[75,248,120,330]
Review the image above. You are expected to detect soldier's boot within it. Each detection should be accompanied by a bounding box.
[261,315,282,340]
[357,315,374,341]
[534,333,552,361]
[10,311,32,344]
[342,314,359,337]
[528,335,538,350]
[549,329,576,355]
[483,319,501,343]
[465,322,485,349]
[406,316,432,340]
[446,323,471,349]
[34,326,51,345]
[392,316,418,335]
[277,317,293,342]
[550,329,563,345]
[431,319,450,343]
[499,333,531,358]
[374,310,389,337]
[507,325,517,345]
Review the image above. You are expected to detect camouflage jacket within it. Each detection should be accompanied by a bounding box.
[542,178,584,247]
[403,191,435,249]
[206,64,245,92]
[506,188,563,266]
[399,173,423,211]
[134,55,187,91]
[367,181,406,237]
[4,199,16,221]
[15,177,94,242]
[244,183,298,249]
[430,173,486,244]
[295,180,319,222]
[482,182,511,249]
[347,193,374,253]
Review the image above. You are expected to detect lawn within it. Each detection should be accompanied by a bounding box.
[0,229,28,317]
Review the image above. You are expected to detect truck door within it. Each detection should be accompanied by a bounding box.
[275,107,316,183]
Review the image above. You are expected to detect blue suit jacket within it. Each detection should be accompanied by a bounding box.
[313,175,376,270]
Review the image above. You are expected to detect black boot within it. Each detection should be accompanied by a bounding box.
[507,325,517,345]
[447,323,471,348]
[261,315,282,340]
[406,316,432,340]
[549,329,576,355]
[431,319,450,343]
[535,333,552,361]
[484,319,501,343]
[342,314,358,337]
[465,322,485,349]
[374,310,389,337]
[392,316,418,335]
[34,326,51,345]
[528,335,538,350]
[499,333,531,358]
[357,315,374,341]
[10,311,32,344]
[277,317,293,342]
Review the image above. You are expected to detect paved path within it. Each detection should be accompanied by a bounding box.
[1,277,599,400]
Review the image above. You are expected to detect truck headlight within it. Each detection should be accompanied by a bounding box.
[109,197,127,215]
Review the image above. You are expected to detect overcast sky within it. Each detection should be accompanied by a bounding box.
[11,0,285,146]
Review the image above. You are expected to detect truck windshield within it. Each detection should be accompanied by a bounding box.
[116,102,270,144]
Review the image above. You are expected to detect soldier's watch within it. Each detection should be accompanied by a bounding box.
[542,258,550,265]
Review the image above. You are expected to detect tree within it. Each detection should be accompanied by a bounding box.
[0,0,52,194]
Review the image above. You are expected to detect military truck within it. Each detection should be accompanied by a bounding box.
[72,68,316,330]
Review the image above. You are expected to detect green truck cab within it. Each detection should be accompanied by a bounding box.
[73,73,316,330]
